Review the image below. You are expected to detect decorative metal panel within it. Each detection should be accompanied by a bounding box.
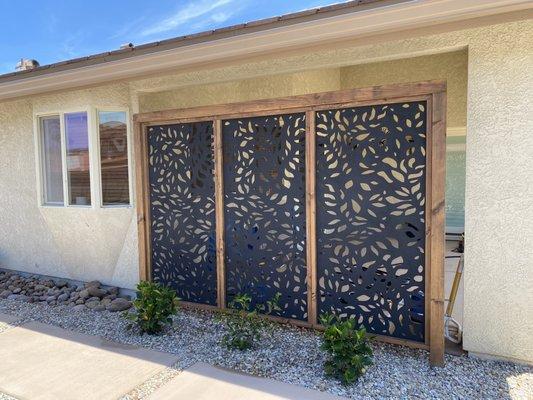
[147,122,217,306]
[316,102,427,342]
[223,113,307,320]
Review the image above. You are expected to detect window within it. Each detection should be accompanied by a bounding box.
[40,116,64,205]
[98,111,130,205]
[445,135,466,234]
[65,112,91,206]
[36,108,130,208]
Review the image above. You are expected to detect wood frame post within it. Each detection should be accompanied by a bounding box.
[305,110,317,326]
[214,119,226,309]
[428,91,446,366]
[133,121,150,282]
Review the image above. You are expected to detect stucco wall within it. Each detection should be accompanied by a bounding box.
[0,16,531,363]
[0,84,139,289]
[463,20,533,364]
[340,51,467,128]
[139,68,341,112]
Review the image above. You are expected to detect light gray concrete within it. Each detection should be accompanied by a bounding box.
[0,321,178,400]
[0,313,19,325]
[149,362,347,400]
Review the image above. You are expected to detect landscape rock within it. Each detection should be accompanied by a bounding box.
[107,286,119,295]
[87,286,107,298]
[106,298,132,312]
[85,299,101,310]
[46,295,57,303]
[57,293,69,302]
[100,298,112,307]
[0,272,131,312]
[85,280,101,289]
[7,294,30,302]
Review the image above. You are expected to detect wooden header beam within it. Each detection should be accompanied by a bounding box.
[134,80,446,123]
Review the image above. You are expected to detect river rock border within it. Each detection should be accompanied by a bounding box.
[0,271,132,312]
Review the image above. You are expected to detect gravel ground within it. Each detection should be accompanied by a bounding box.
[0,299,531,400]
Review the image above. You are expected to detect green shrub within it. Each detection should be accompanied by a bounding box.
[221,292,281,350]
[319,313,373,385]
[125,281,180,335]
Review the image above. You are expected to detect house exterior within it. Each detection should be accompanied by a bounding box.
[0,0,531,365]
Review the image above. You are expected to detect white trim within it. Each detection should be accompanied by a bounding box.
[0,0,530,101]
[59,112,69,207]
[93,107,103,208]
[87,107,97,209]
[33,114,45,207]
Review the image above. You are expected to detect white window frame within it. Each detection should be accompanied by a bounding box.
[34,106,133,209]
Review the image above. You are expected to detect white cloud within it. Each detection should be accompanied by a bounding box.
[210,12,232,23]
[140,0,236,37]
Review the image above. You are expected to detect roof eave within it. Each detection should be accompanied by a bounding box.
[0,0,531,101]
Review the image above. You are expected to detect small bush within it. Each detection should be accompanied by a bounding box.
[319,313,373,385]
[125,281,179,335]
[221,292,281,350]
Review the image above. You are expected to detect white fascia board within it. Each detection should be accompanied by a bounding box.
[0,0,531,101]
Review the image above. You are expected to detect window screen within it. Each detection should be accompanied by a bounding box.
[40,116,64,205]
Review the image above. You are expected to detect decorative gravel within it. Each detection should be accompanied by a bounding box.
[0,299,531,400]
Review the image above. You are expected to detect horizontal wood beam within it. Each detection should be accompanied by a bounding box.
[134,80,446,123]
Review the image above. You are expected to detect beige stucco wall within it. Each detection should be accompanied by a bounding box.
[0,16,531,363]
[0,84,139,289]
[138,69,341,112]
[340,51,467,128]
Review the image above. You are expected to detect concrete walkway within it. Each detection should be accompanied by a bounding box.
[0,318,344,400]
[148,362,345,400]
[0,321,178,400]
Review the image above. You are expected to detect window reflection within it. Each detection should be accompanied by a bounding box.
[65,112,91,206]
[99,111,129,205]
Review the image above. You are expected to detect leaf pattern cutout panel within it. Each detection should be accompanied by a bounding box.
[148,122,217,306]
[223,114,307,320]
[316,102,427,342]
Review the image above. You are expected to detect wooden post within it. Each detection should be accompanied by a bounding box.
[429,90,446,366]
[134,121,149,282]
[305,110,318,326]
[214,119,226,309]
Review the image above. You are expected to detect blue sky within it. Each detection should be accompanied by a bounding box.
[0,0,344,74]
